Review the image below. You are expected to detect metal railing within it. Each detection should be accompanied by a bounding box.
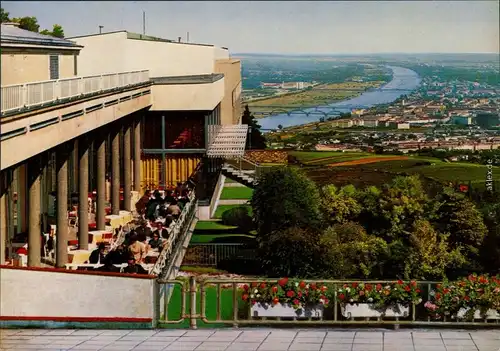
[156,277,500,329]
[1,70,150,114]
[149,191,197,276]
[225,157,281,181]
[183,243,255,266]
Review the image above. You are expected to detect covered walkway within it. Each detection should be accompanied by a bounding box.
[0,328,498,351]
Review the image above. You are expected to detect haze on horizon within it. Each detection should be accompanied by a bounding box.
[2,1,499,55]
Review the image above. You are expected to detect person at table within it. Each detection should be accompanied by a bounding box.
[146,191,162,221]
[135,190,151,217]
[96,254,121,273]
[89,243,106,264]
[123,255,148,275]
[105,243,128,265]
[157,222,170,240]
[167,199,182,219]
[149,232,163,250]
[138,233,150,255]
[164,190,175,204]
[128,234,146,263]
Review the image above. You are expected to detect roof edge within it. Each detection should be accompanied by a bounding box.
[66,30,127,39]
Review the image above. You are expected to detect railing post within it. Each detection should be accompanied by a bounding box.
[189,276,198,329]
[22,85,28,108]
[54,81,60,101]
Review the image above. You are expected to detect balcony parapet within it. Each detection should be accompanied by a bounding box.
[1,70,150,116]
[151,73,224,85]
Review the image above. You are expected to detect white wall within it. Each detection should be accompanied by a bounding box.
[0,268,155,319]
[73,33,222,78]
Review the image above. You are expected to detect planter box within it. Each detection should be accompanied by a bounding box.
[341,303,409,319]
[455,308,500,320]
[250,302,324,318]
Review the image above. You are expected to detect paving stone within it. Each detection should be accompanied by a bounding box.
[355,332,383,338]
[413,347,446,351]
[441,331,472,339]
[326,332,356,338]
[99,330,132,336]
[296,331,327,338]
[226,343,261,351]
[156,330,188,337]
[290,344,323,351]
[413,338,445,346]
[476,347,500,351]
[320,344,353,351]
[183,331,215,337]
[445,347,480,351]
[323,338,355,344]
[146,336,179,342]
[177,336,211,342]
[195,341,232,350]
[412,332,442,339]
[44,330,76,336]
[293,337,324,343]
[164,341,202,351]
[352,344,383,351]
[257,343,292,351]
[444,339,477,346]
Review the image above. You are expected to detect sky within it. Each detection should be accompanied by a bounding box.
[2,1,499,54]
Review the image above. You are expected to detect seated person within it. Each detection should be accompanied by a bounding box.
[128,234,146,263]
[95,254,121,273]
[135,190,151,216]
[137,233,150,255]
[167,199,182,218]
[105,243,128,265]
[123,255,148,275]
[148,232,163,250]
[164,190,175,204]
[89,242,106,264]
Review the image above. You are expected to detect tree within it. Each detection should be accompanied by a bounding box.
[378,175,429,239]
[257,226,322,278]
[1,7,10,22]
[320,184,362,224]
[277,124,283,130]
[12,16,40,32]
[250,167,322,237]
[432,187,488,273]
[319,222,388,278]
[1,8,64,38]
[241,105,266,149]
[404,219,465,280]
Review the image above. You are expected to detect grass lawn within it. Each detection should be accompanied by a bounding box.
[224,178,236,183]
[161,284,244,329]
[213,205,253,219]
[220,187,254,200]
[191,220,256,244]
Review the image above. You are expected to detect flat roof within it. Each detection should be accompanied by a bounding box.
[151,74,224,85]
[1,24,82,48]
[68,30,227,49]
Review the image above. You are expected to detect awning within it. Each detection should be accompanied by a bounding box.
[206,124,248,158]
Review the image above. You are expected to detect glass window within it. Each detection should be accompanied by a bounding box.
[164,112,205,149]
[143,113,163,149]
[49,55,59,80]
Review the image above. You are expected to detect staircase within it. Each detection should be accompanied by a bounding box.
[221,163,257,188]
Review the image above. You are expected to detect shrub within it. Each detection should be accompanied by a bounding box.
[221,206,254,232]
[251,167,322,237]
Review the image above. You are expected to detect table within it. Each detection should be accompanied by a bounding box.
[88,230,113,244]
[67,250,91,264]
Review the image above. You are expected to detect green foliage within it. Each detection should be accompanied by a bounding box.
[404,219,465,280]
[251,166,322,237]
[320,184,362,224]
[1,8,64,38]
[242,105,266,149]
[221,206,254,232]
[257,226,322,278]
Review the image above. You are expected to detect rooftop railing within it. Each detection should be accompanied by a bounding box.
[1,70,150,115]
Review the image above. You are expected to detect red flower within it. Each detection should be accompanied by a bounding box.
[365,284,373,291]
[359,291,365,296]
[479,276,488,284]
[352,282,358,288]
[299,281,306,288]
[416,289,421,293]
[272,297,279,305]
[293,299,300,305]
[242,294,249,301]
[397,280,404,285]
[339,293,345,300]
[271,286,278,293]
[435,293,442,300]
[405,286,411,292]
[321,285,327,292]
[464,296,471,301]
[468,275,477,282]
[251,300,256,305]
[286,290,295,298]
[297,291,303,297]
[278,278,288,287]
[310,283,317,290]
[251,282,258,288]
[260,282,266,289]
[443,288,450,294]
[243,284,249,291]
[410,281,417,287]
[376,284,382,291]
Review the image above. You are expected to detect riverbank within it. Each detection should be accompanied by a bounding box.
[248,81,387,117]
[257,66,421,130]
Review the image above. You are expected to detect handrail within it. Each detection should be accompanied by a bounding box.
[1,70,150,114]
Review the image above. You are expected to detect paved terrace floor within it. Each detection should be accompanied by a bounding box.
[1,329,499,351]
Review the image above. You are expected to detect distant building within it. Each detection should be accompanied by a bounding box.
[389,122,410,129]
[451,116,472,126]
[475,113,499,128]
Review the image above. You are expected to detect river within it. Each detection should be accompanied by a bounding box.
[257,66,421,130]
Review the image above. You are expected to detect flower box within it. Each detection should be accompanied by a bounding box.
[250,302,324,318]
[341,303,409,319]
[455,308,500,320]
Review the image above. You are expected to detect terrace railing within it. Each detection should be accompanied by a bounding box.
[1,70,150,114]
[182,243,255,266]
[156,277,500,328]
